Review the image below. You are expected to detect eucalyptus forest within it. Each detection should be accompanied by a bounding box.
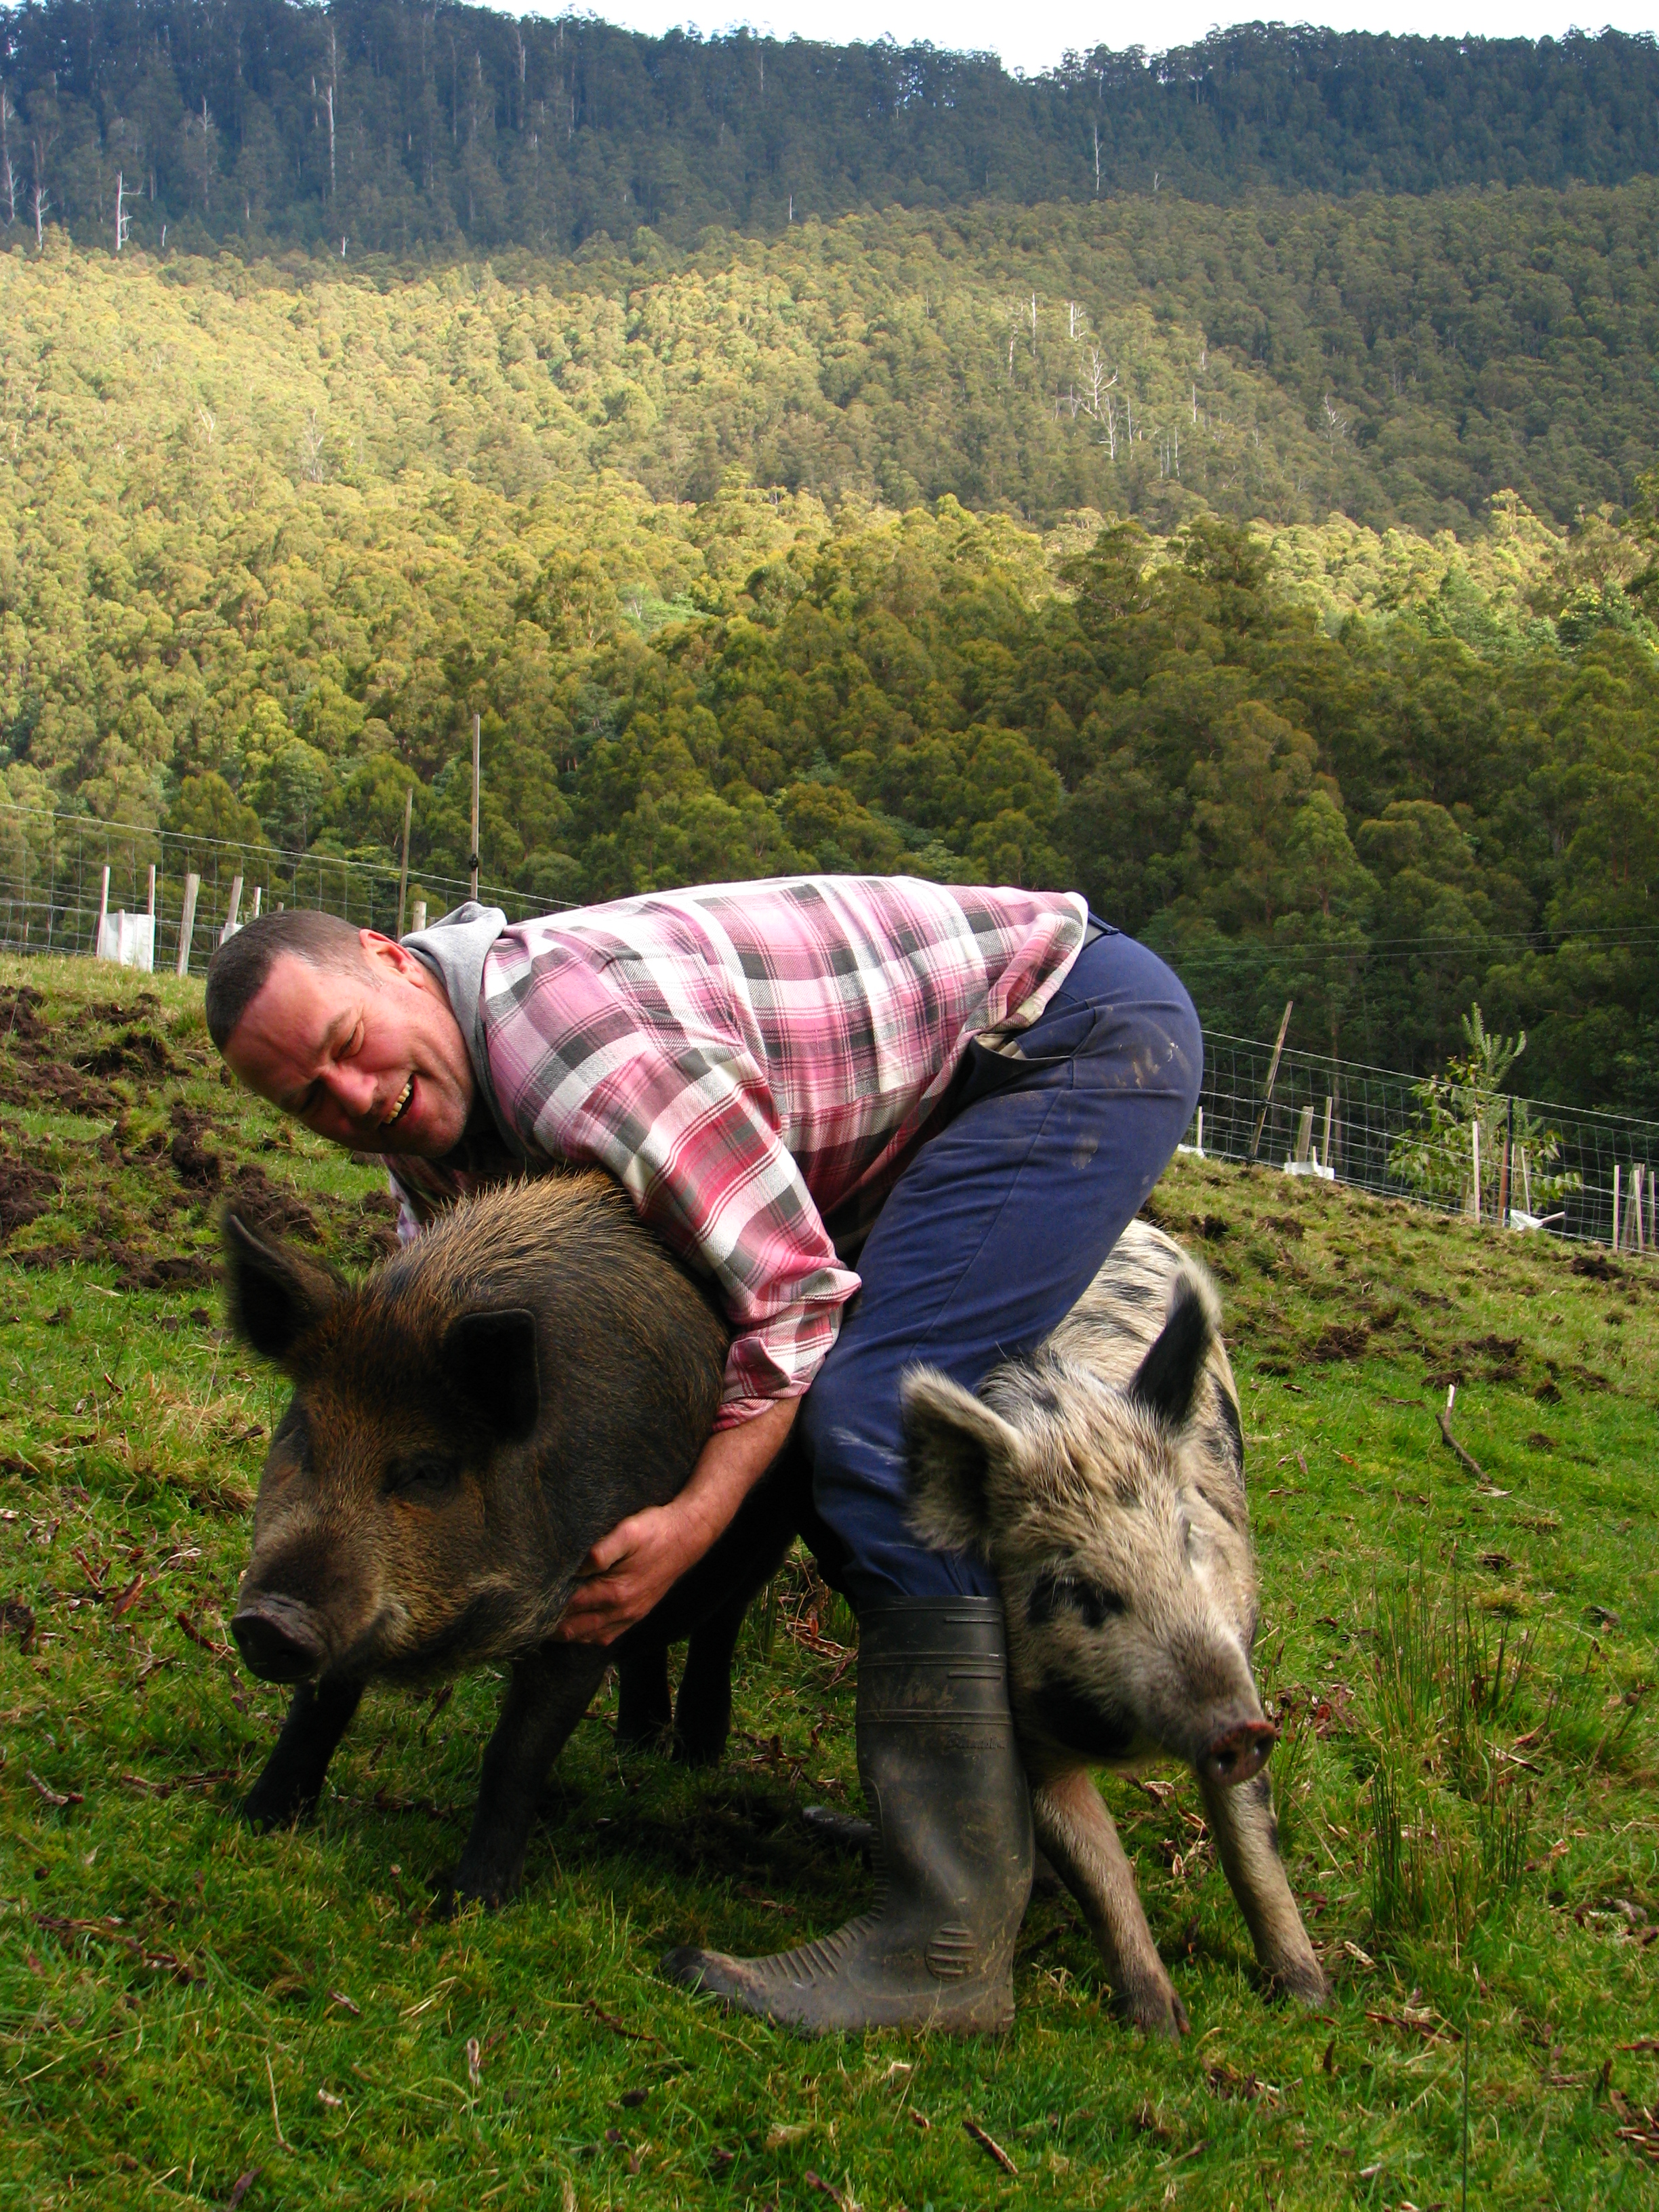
[1,8,1657,1113]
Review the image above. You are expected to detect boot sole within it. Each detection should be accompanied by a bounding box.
[660,1944,1014,2035]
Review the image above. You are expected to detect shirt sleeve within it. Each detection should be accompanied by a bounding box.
[498,1018,861,1425]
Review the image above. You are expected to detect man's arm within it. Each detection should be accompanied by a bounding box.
[554,1395,800,1647]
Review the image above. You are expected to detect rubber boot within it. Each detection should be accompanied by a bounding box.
[660,1597,1033,2033]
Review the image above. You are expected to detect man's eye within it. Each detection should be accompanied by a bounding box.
[343,1021,365,1059]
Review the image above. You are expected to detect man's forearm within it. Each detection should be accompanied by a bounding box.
[676,1395,801,1552]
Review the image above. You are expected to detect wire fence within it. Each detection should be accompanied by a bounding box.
[1191,1031,1659,1256]
[3,802,1654,1254]
[0,803,562,977]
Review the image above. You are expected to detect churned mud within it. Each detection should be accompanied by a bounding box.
[0,974,399,1290]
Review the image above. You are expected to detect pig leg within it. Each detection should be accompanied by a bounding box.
[447,1644,610,1910]
[672,1594,750,1767]
[615,1645,674,1753]
[1031,1766,1189,2039]
[243,1676,363,1830]
[1197,1767,1329,2005]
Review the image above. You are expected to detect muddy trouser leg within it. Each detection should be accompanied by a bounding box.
[661,929,1202,2033]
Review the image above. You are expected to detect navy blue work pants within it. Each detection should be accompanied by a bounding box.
[796,926,1202,1611]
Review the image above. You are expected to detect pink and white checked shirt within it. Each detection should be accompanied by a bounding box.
[392,876,1087,1423]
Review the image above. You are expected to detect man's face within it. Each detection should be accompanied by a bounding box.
[222,935,476,1157]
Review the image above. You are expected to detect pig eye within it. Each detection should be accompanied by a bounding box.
[384,1456,459,1504]
[271,1402,312,1474]
[1027,1571,1128,1629]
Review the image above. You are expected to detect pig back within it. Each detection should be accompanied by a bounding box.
[1041,1218,1247,1522]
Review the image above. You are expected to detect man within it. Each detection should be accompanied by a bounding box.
[208,876,1201,2032]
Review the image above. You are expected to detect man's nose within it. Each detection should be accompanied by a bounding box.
[321,1059,379,1120]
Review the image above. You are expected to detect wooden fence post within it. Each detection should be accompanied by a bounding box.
[1248,1001,1294,1162]
[1320,1095,1333,1174]
[1497,1094,1512,1229]
[220,874,243,944]
[470,713,481,905]
[1612,1162,1621,1253]
[176,872,201,977]
[412,899,427,934]
[95,863,111,958]
[396,784,412,938]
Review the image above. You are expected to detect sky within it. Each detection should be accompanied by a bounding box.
[542,3,1659,81]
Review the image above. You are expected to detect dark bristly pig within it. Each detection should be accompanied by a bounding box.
[903,1219,1328,2035]
[223,1173,799,1908]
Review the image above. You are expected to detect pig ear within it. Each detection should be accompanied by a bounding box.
[441,1308,540,1443]
[222,1209,338,1360]
[1126,1271,1219,1430]
[902,1368,1025,1555]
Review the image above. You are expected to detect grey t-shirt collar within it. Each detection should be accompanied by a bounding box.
[401,901,526,1159]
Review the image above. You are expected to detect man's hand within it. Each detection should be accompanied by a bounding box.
[554,1501,706,1647]
[554,1396,800,1648]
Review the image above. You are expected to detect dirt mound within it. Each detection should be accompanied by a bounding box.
[77,1026,177,1080]
[117,1251,216,1292]
[227,1162,320,1245]
[1310,1322,1370,1363]
[0,1060,116,1116]
[0,986,44,1042]
[0,1160,56,1239]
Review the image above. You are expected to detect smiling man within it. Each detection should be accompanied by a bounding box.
[207,880,1201,2033]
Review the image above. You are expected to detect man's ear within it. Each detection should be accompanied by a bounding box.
[222,1210,340,1361]
[358,930,420,983]
[441,1308,541,1444]
[1126,1270,1221,1430]
[901,1368,1025,1556]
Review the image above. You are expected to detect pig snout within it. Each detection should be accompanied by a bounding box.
[1199,1717,1277,1789]
[232,1594,327,1682]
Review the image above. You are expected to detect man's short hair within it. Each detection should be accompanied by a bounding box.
[205,909,371,1051]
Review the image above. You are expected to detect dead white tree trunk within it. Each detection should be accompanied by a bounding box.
[0,87,18,226]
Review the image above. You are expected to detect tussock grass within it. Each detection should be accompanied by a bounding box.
[2,952,1656,2209]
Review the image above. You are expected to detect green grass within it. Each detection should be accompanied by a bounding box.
[1,951,1656,2211]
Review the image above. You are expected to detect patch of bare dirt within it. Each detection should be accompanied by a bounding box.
[1310,1322,1370,1363]
[0,1160,56,1239]
[226,1162,319,1244]
[0,985,45,1043]
[76,1026,178,1080]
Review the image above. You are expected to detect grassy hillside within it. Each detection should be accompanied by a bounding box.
[1,951,1654,2208]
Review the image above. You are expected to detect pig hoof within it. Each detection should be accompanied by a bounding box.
[243,1781,312,1831]
[1122,1982,1189,2039]
[438,1868,519,1916]
[671,1722,729,1769]
[1273,1959,1331,2007]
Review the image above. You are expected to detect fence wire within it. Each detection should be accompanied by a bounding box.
[0,803,560,977]
[4,803,1655,1254]
[1192,1031,1659,1254]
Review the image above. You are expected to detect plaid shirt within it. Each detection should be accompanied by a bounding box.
[389,877,1087,1424]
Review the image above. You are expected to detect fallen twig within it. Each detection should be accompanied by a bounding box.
[964,2118,1017,2175]
[266,2053,291,2152]
[1436,1386,1485,1481]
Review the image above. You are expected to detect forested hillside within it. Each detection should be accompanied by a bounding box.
[1,13,1656,1116]
[2,7,1658,255]
[3,234,1656,1113]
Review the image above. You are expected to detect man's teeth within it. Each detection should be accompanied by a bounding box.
[383,1078,413,1127]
